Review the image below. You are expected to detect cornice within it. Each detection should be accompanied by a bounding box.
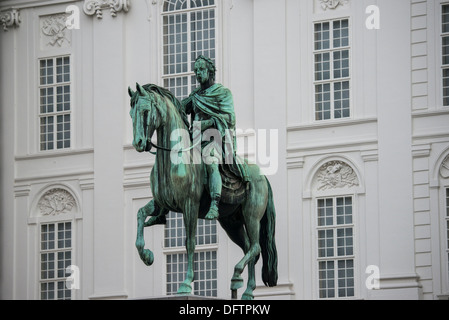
[0,0,76,10]
[0,0,131,28]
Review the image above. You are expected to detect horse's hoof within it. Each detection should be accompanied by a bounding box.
[241,292,254,300]
[177,282,192,295]
[231,277,244,291]
[141,249,154,266]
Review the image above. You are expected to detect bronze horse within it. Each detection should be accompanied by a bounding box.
[128,83,277,300]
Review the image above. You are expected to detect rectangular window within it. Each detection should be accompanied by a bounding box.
[442,4,449,106]
[166,251,217,297]
[446,188,449,280]
[39,56,71,151]
[317,197,355,299]
[314,19,351,121]
[40,222,72,300]
[162,0,216,100]
[164,212,218,297]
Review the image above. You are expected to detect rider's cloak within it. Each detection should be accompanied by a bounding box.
[183,83,250,183]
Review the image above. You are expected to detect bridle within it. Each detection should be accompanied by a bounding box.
[133,88,200,155]
[148,137,201,155]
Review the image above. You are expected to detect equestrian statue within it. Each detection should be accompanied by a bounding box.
[128,56,278,300]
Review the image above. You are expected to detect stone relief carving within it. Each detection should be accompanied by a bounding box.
[41,14,71,48]
[316,161,359,191]
[441,155,449,178]
[83,0,130,19]
[38,189,76,216]
[0,9,21,31]
[320,0,349,10]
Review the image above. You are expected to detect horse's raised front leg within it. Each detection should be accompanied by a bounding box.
[136,200,167,266]
[177,201,199,295]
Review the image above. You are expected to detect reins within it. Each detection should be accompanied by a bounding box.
[148,134,201,155]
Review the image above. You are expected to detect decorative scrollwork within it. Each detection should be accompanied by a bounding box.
[0,9,21,31]
[38,189,76,216]
[316,161,359,191]
[320,0,349,10]
[83,0,130,19]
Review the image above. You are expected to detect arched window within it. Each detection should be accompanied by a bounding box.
[161,0,217,100]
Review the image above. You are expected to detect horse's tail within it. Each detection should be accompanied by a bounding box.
[260,177,278,287]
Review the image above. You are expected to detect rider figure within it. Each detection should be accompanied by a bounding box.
[182,56,249,220]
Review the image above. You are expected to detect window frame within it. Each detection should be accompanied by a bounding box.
[39,219,74,300]
[37,54,72,152]
[312,17,352,122]
[444,187,449,291]
[163,211,219,297]
[160,0,218,100]
[314,194,357,299]
[157,0,223,298]
[442,3,449,106]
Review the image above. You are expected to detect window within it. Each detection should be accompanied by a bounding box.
[162,0,216,100]
[40,221,72,300]
[39,56,71,151]
[164,212,218,297]
[314,19,351,121]
[446,188,449,281]
[442,4,449,106]
[317,196,355,298]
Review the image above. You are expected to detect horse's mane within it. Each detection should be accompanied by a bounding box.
[131,84,190,129]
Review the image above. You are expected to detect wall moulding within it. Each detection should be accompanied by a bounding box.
[441,155,449,179]
[0,8,21,31]
[83,0,130,19]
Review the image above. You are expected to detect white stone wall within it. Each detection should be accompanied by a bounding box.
[1,0,448,300]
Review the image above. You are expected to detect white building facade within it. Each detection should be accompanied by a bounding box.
[0,0,448,300]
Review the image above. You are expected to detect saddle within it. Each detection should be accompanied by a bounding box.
[219,164,247,204]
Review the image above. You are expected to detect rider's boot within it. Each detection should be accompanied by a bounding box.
[205,193,220,220]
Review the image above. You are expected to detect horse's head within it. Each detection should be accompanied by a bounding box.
[128,83,167,153]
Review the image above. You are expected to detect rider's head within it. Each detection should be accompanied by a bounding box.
[194,55,216,83]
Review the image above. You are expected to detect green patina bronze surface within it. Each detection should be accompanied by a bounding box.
[128,56,278,300]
